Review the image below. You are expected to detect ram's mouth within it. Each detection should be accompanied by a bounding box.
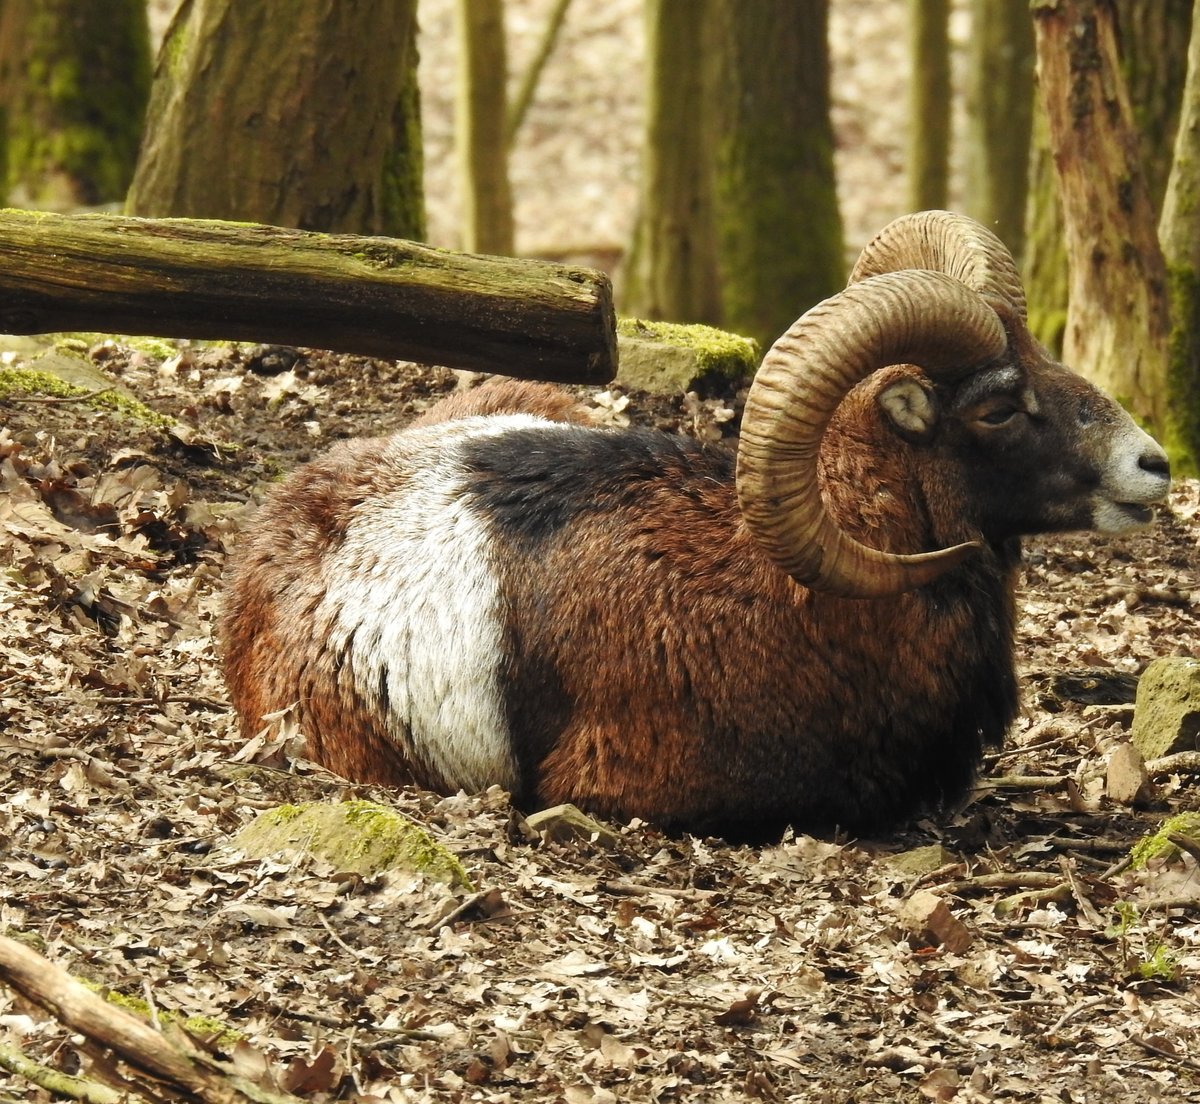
[1113,501,1155,526]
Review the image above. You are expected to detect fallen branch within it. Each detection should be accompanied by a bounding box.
[0,1042,138,1104]
[0,209,616,385]
[1147,751,1200,776]
[0,934,302,1104]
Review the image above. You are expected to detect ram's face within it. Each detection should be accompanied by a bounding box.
[933,348,1171,541]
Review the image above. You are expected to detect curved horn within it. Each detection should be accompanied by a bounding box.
[735,270,1008,599]
[849,210,1027,321]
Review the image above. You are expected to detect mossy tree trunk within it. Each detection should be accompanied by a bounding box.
[621,0,722,327]
[708,0,844,350]
[1158,1,1200,474]
[965,0,1034,262]
[1022,96,1069,356]
[1117,0,1192,215]
[0,0,151,209]
[907,0,952,211]
[455,0,515,254]
[1032,0,1169,435]
[126,0,424,239]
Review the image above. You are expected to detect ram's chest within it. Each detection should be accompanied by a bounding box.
[317,470,520,794]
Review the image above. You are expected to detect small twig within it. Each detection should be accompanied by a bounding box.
[425,890,492,931]
[977,774,1070,791]
[942,871,1065,895]
[317,912,366,960]
[1044,995,1109,1038]
[1101,854,1134,881]
[1132,1033,1200,1072]
[912,1009,971,1049]
[600,879,716,900]
[1166,832,1200,865]
[3,386,115,405]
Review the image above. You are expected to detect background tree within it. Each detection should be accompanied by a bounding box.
[621,0,721,326]
[964,0,1034,260]
[708,0,844,350]
[126,0,424,239]
[1022,97,1068,355]
[907,0,951,211]
[456,0,514,253]
[1032,0,1168,437]
[1159,1,1200,472]
[0,0,150,209]
[1117,0,1193,214]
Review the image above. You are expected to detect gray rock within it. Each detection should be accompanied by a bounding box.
[1131,656,1200,760]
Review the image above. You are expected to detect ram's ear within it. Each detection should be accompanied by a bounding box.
[878,376,940,444]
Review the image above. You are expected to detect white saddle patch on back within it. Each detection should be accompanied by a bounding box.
[319,416,547,792]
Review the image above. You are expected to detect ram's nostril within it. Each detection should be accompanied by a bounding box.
[1139,451,1171,478]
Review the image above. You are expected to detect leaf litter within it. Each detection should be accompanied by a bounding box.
[0,335,1197,1103]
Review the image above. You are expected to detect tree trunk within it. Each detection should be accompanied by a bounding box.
[1158,0,1200,473]
[0,211,616,384]
[1022,96,1069,356]
[907,0,952,211]
[1032,0,1169,433]
[126,0,424,238]
[1117,0,1193,215]
[965,0,1035,261]
[381,3,427,242]
[0,0,151,209]
[708,0,844,350]
[455,0,515,254]
[621,0,722,326]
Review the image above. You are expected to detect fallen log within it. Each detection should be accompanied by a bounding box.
[0,209,617,384]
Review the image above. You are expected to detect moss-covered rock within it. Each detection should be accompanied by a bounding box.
[0,348,174,430]
[1131,656,1200,760]
[231,800,473,889]
[615,318,759,395]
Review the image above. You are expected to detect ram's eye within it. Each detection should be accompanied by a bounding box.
[977,405,1021,427]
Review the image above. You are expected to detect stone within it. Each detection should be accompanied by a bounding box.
[230,799,472,888]
[1105,742,1154,806]
[524,803,621,848]
[897,890,972,954]
[615,318,758,395]
[1131,656,1200,760]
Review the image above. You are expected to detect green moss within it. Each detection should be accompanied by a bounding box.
[83,981,244,1045]
[618,318,758,375]
[233,800,473,889]
[0,366,175,430]
[1129,811,1200,869]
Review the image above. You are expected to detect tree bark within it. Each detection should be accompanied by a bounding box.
[1032,0,1169,433]
[907,0,952,211]
[1117,0,1193,214]
[965,0,1035,261]
[708,0,844,350]
[126,0,424,239]
[0,0,151,209]
[1023,94,1069,355]
[0,211,616,383]
[1158,0,1200,473]
[621,0,722,327]
[456,0,515,254]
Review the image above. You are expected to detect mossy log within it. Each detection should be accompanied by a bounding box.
[0,209,617,383]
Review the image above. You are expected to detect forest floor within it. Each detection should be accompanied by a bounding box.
[3,1,1200,1102]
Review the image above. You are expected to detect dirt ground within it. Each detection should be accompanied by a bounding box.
[3,2,1200,1102]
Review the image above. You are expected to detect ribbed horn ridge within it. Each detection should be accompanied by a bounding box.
[849,209,1027,320]
[735,269,1008,598]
